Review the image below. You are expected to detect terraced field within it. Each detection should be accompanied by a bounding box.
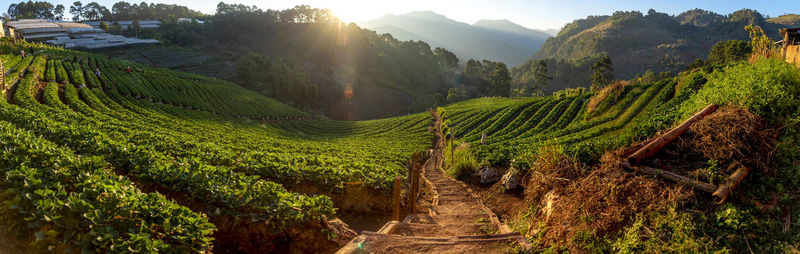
[99,46,236,79]
[441,78,682,165]
[0,43,431,252]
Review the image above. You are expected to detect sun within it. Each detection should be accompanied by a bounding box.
[325,1,376,23]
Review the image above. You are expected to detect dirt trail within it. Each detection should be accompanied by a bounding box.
[337,111,531,253]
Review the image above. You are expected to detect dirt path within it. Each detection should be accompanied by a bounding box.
[337,111,530,253]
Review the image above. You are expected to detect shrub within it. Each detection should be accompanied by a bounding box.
[679,59,800,121]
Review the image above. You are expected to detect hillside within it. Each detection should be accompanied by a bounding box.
[359,11,552,66]
[440,57,800,252]
[0,42,433,252]
[514,9,798,93]
[2,34,799,252]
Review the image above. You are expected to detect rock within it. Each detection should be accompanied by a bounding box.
[478,167,502,184]
[499,168,523,192]
[326,218,357,247]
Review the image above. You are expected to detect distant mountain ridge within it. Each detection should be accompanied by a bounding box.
[513,8,800,94]
[359,11,555,66]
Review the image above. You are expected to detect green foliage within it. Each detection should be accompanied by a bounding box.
[489,62,512,97]
[235,54,317,110]
[517,8,787,91]
[444,142,480,181]
[434,47,459,67]
[590,55,615,90]
[708,40,752,65]
[0,42,434,250]
[745,24,780,60]
[6,1,58,19]
[680,59,800,120]
[98,21,109,32]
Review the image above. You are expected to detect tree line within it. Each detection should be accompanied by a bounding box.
[5,1,204,21]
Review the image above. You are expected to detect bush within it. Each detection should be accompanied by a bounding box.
[680,59,800,121]
[445,142,480,181]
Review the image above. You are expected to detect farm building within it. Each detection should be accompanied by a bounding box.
[177,18,205,24]
[780,28,800,68]
[2,19,159,50]
[84,20,161,31]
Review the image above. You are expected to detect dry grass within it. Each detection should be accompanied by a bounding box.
[683,105,776,174]
[586,80,628,114]
[525,151,689,252]
[509,106,779,252]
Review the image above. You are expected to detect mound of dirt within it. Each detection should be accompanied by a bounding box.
[525,152,689,251]
[519,105,776,252]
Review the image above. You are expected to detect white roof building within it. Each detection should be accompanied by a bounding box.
[3,19,160,50]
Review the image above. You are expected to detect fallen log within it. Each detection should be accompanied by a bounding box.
[627,104,718,165]
[712,166,752,203]
[620,136,657,158]
[621,162,717,193]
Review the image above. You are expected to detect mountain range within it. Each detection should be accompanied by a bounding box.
[359,11,555,66]
[513,9,800,93]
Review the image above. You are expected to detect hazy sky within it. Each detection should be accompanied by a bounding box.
[14,0,800,30]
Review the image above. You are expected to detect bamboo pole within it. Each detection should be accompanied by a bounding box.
[712,166,751,203]
[392,176,402,221]
[627,104,718,165]
[622,162,717,193]
[620,136,656,158]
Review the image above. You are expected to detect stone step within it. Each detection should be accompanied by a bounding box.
[336,232,529,254]
[392,222,500,237]
[403,213,493,224]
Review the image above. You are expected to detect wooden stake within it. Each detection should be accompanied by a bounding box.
[712,166,751,203]
[409,163,420,214]
[627,104,717,165]
[392,176,402,221]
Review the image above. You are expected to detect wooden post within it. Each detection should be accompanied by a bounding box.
[712,167,751,203]
[1,60,4,91]
[627,104,717,165]
[409,163,420,214]
[481,132,486,145]
[392,176,402,221]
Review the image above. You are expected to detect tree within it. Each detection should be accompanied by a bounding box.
[7,1,56,19]
[590,55,614,90]
[83,2,109,20]
[489,62,511,97]
[708,40,752,65]
[110,21,122,34]
[69,1,83,21]
[532,60,552,92]
[54,4,64,20]
[434,47,458,67]
[446,88,464,103]
[132,20,140,37]
[640,69,657,83]
[99,21,109,32]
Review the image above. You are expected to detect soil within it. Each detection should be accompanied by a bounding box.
[336,211,392,233]
[475,183,525,222]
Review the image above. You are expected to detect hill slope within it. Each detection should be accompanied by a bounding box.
[359,11,552,66]
[514,9,798,92]
[441,58,800,253]
[0,42,432,252]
